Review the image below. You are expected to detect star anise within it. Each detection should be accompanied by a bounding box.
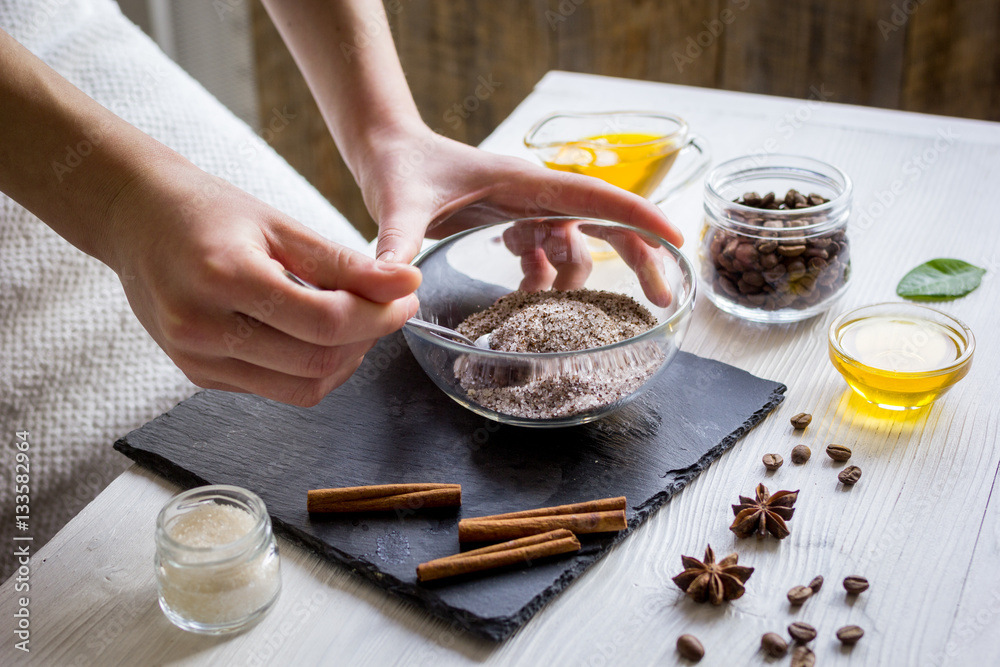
[730,483,799,539]
[671,545,754,605]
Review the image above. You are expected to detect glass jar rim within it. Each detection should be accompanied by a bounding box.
[524,111,689,150]
[156,485,271,563]
[827,301,976,376]
[404,217,697,358]
[704,154,852,238]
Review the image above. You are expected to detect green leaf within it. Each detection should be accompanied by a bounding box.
[896,258,986,300]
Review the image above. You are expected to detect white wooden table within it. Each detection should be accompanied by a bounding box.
[3,71,999,666]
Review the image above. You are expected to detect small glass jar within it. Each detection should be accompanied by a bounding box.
[155,485,281,634]
[700,154,852,323]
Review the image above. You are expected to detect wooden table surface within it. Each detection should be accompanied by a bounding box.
[3,72,999,666]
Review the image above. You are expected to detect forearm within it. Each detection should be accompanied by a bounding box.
[259,0,424,182]
[0,28,186,271]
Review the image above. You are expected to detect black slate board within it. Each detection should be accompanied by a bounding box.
[115,332,784,641]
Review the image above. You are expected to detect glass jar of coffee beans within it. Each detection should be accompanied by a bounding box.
[700,154,852,323]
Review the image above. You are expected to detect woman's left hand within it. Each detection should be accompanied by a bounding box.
[354,123,684,264]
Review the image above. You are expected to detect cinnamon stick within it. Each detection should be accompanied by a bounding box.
[476,496,627,521]
[458,509,627,542]
[307,483,461,513]
[417,529,580,582]
[433,528,576,562]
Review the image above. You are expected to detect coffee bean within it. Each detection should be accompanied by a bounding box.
[791,645,816,667]
[807,256,828,273]
[787,585,813,605]
[788,621,817,643]
[676,634,704,661]
[808,575,824,592]
[707,190,847,313]
[757,239,779,254]
[719,276,739,298]
[843,575,869,594]
[762,264,786,282]
[777,244,807,258]
[791,445,811,464]
[734,243,758,266]
[790,412,812,429]
[839,465,862,485]
[804,246,829,260]
[759,252,779,269]
[826,444,853,461]
[761,632,788,658]
[763,453,784,471]
[836,625,865,645]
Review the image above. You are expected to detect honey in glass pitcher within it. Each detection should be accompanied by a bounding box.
[525,112,709,204]
[542,133,681,197]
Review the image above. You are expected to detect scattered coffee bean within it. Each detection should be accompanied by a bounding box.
[705,190,849,313]
[836,625,865,645]
[807,575,824,592]
[763,453,784,471]
[791,645,816,667]
[677,634,704,661]
[788,621,817,643]
[843,575,870,594]
[790,412,812,429]
[827,444,853,461]
[839,465,862,485]
[787,585,813,605]
[761,632,788,658]
[791,445,811,464]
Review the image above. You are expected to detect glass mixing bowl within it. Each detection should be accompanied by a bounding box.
[402,218,696,427]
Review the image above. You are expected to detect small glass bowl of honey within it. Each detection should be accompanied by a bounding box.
[828,302,975,410]
[523,111,710,203]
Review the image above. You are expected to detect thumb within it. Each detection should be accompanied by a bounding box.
[375,210,427,264]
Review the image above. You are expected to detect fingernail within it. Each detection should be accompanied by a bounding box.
[377,249,396,263]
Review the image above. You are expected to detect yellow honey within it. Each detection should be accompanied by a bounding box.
[829,308,974,410]
[541,132,681,197]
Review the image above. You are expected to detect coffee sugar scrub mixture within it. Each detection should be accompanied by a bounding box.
[454,289,663,419]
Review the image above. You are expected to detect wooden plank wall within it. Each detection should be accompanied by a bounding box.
[252,0,1000,239]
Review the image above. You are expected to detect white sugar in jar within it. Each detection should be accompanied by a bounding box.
[155,485,281,633]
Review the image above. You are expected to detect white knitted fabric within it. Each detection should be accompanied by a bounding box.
[0,0,366,580]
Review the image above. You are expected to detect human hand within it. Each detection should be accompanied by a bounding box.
[106,161,421,406]
[354,124,684,265]
[500,218,673,307]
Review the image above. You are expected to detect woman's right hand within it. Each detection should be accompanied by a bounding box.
[106,161,421,407]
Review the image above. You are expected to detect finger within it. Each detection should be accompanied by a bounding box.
[266,221,421,302]
[227,260,419,346]
[518,246,557,292]
[218,318,376,378]
[501,218,552,256]
[260,287,416,347]
[502,222,557,291]
[542,223,593,291]
[581,224,673,307]
[186,352,368,407]
[375,196,433,263]
[501,166,685,247]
